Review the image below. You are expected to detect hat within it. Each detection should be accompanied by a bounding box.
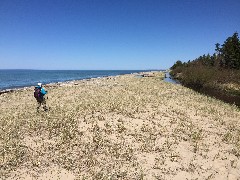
[37,83,42,87]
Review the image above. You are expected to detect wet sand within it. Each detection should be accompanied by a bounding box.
[1,71,240,179]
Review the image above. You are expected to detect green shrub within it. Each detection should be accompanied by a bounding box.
[181,66,216,88]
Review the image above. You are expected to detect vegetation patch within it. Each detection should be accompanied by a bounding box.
[170,32,240,106]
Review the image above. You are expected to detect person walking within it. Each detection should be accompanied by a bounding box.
[34,83,48,112]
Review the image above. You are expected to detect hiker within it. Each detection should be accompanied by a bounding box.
[34,83,48,112]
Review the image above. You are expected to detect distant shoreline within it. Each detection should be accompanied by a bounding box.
[0,70,164,95]
[0,69,165,92]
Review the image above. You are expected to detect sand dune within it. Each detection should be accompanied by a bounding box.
[0,72,239,179]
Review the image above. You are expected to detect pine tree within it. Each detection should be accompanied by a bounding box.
[221,32,240,69]
[171,60,183,70]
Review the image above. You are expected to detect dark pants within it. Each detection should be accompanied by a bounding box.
[37,96,48,111]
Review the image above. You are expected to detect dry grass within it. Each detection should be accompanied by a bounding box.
[0,72,240,179]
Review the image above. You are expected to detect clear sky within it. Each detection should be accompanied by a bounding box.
[0,0,240,70]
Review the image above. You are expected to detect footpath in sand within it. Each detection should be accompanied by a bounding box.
[0,72,240,179]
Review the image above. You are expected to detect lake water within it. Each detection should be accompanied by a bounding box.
[0,70,150,90]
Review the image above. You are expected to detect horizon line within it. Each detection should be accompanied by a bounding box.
[0,68,166,71]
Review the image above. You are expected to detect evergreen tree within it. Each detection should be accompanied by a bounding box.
[171,60,183,70]
[215,43,221,54]
[220,32,240,69]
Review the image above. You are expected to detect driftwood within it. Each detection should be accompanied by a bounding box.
[0,89,14,95]
[142,74,155,77]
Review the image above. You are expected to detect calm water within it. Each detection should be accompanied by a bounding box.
[164,72,180,84]
[0,70,150,90]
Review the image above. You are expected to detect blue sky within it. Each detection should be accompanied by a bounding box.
[0,0,240,70]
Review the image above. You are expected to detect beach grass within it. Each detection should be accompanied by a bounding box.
[0,72,240,179]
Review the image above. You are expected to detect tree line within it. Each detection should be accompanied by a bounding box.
[171,32,240,70]
[170,32,240,104]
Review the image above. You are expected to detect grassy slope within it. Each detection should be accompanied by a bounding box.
[170,67,240,106]
[0,72,240,179]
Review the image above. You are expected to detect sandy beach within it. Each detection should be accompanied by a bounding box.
[1,71,240,179]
